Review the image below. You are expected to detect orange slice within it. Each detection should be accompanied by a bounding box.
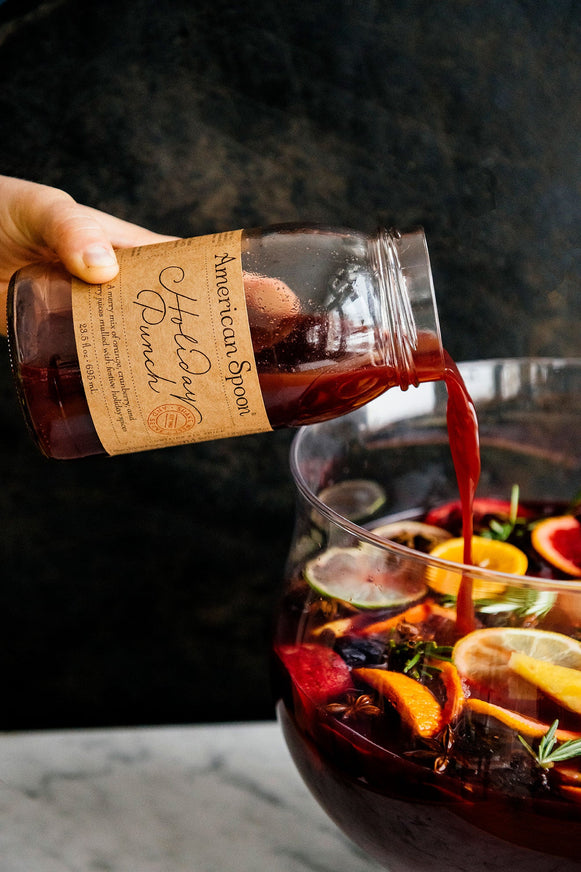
[531,515,581,578]
[354,667,442,737]
[359,601,456,637]
[311,601,457,641]
[560,785,581,803]
[428,536,528,599]
[452,627,581,704]
[465,698,581,741]
[508,651,581,714]
[555,764,581,785]
[433,659,465,724]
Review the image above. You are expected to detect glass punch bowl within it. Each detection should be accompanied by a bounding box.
[272,359,581,872]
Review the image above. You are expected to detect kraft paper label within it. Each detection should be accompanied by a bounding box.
[72,231,272,455]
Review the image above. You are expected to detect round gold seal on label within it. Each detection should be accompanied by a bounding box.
[147,404,196,435]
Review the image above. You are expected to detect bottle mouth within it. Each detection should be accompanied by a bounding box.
[371,228,444,390]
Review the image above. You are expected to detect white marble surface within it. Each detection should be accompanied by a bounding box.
[0,720,382,872]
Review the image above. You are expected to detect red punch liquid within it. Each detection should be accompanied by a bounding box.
[273,354,581,867]
[276,698,581,866]
[442,352,481,634]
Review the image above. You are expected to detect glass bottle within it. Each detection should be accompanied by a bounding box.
[7,223,444,459]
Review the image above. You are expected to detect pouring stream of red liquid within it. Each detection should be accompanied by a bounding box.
[443,352,481,635]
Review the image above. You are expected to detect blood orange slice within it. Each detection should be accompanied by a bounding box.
[425,498,535,533]
[531,515,581,578]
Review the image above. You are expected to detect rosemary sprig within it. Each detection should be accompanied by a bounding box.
[476,588,556,619]
[482,484,522,541]
[518,720,581,770]
[440,587,556,619]
[387,637,453,681]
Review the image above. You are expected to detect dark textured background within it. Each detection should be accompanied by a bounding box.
[0,0,579,730]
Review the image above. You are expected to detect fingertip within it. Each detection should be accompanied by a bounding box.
[67,244,119,284]
[82,244,118,270]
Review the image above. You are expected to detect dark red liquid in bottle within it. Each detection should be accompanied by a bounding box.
[12,309,445,459]
[17,360,103,458]
[255,315,444,428]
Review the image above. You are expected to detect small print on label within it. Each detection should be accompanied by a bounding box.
[147,404,198,436]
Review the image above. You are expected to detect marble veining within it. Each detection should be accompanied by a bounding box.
[0,721,382,872]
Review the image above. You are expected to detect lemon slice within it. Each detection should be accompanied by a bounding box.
[304,546,427,609]
[428,536,528,599]
[370,520,451,553]
[508,652,581,714]
[317,479,386,521]
[453,626,581,703]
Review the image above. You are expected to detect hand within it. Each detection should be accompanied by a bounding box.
[0,175,176,333]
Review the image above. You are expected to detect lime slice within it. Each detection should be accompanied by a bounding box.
[304,545,427,609]
[317,479,386,522]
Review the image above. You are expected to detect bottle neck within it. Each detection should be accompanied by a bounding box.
[370,227,444,390]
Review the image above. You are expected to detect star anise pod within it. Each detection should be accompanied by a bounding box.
[405,724,456,773]
[326,692,382,721]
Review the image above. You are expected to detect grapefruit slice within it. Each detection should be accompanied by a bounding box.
[425,498,535,532]
[531,515,581,578]
[276,644,352,704]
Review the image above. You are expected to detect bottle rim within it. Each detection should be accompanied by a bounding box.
[371,227,444,390]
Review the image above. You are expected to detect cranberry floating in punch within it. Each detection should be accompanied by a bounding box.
[7,225,444,458]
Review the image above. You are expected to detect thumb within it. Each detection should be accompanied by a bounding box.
[36,195,120,284]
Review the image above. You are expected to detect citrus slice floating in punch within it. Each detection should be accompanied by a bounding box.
[428,536,528,599]
[531,515,581,578]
